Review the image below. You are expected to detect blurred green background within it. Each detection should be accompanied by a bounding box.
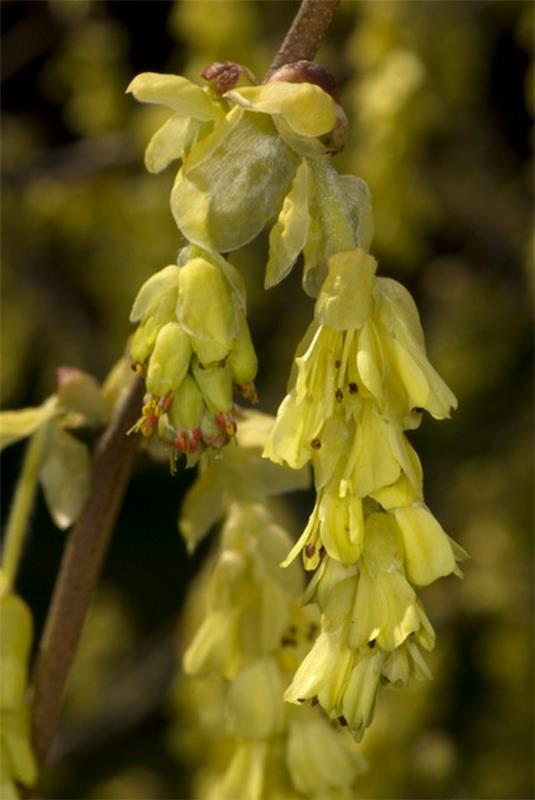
[1,1,533,798]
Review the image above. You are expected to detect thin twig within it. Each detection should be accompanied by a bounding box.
[29,378,144,766]
[28,0,339,774]
[265,0,340,80]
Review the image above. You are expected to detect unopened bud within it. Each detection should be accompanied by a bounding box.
[178,257,235,364]
[146,322,192,396]
[168,374,204,432]
[130,316,158,363]
[130,264,179,323]
[229,310,258,387]
[201,61,256,95]
[192,358,233,414]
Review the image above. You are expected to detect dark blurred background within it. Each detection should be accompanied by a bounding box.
[1,1,533,798]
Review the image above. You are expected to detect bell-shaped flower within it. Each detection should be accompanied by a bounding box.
[340,648,383,742]
[183,503,301,678]
[348,512,434,651]
[226,656,287,739]
[286,707,366,797]
[381,637,434,686]
[341,404,423,499]
[356,277,458,420]
[284,628,384,743]
[302,556,357,611]
[393,504,466,586]
[282,482,364,568]
[214,741,268,800]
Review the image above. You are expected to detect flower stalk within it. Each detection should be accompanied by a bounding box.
[1,398,58,594]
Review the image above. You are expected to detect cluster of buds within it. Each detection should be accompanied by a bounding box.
[129,250,257,467]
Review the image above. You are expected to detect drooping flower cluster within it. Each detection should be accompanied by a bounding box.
[264,249,467,740]
[128,247,257,466]
[129,57,465,763]
[174,411,366,799]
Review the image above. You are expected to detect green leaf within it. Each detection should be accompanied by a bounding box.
[127,72,222,122]
[265,161,311,289]
[39,429,91,529]
[0,399,59,452]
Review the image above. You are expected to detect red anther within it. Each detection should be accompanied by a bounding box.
[225,420,237,436]
[175,433,187,452]
[160,393,173,412]
[186,435,198,454]
[215,413,227,430]
[192,427,202,443]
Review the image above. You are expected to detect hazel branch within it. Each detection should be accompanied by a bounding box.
[265,0,340,80]
[29,377,144,767]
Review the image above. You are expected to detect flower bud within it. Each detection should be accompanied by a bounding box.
[192,358,233,415]
[178,257,236,364]
[146,322,191,396]
[168,374,204,433]
[201,61,256,95]
[129,264,179,324]
[229,311,258,390]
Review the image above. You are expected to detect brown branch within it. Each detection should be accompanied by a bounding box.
[265,0,340,80]
[28,0,339,776]
[29,377,144,766]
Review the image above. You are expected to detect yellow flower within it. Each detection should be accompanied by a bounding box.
[129,252,258,461]
[347,512,434,651]
[183,503,302,679]
[356,277,458,420]
[286,707,366,797]
[393,503,467,586]
[226,656,287,739]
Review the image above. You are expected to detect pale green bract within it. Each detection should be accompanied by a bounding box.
[40,428,91,530]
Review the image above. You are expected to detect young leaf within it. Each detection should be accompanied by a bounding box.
[0,399,59,452]
[39,429,91,529]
